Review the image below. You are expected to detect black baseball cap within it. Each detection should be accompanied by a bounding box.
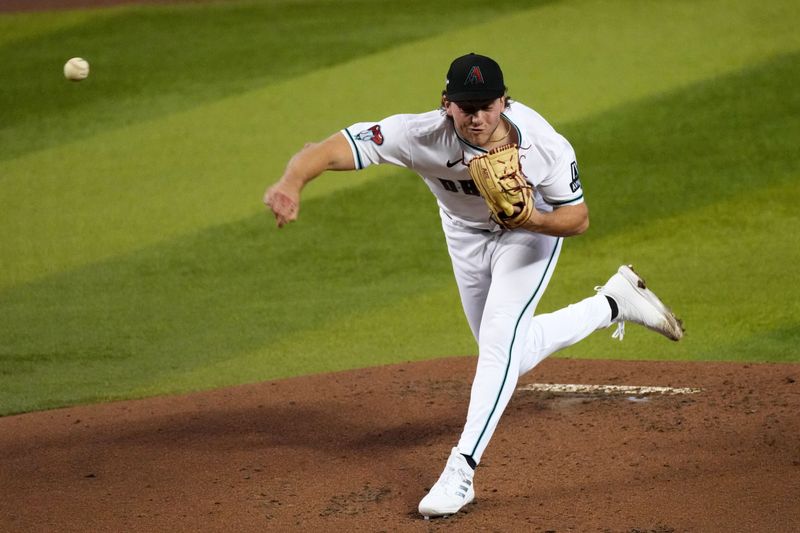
[445,53,505,102]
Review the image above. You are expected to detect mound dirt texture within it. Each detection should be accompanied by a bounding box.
[1,357,799,532]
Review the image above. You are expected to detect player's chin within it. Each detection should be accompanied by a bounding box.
[465,131,486,145]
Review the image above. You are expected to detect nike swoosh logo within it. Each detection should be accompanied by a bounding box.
[446,159,462,168]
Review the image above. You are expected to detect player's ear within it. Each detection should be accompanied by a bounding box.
[442,96,454,117]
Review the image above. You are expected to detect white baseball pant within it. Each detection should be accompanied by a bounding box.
[440,213,613,462]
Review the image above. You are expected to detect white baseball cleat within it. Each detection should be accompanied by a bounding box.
[418,447,475,518]
[596,264,684,341]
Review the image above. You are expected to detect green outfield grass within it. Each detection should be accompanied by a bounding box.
[1,0,799,415]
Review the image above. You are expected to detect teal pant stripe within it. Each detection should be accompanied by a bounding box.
[469,237,562,458]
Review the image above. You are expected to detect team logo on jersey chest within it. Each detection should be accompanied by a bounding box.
[355,125,384,145]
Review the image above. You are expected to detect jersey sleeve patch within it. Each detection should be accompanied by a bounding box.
[344,115,411,169]
[354,124,384,145]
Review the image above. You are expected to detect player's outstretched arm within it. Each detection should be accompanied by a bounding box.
[264,132,356,228]
[520,202,589,237]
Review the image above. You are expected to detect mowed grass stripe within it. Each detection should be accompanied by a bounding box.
[2,51,799,414]
[0,172,450,414]
[168,172,800,399]
[472,0,800,122]
[547,178,800,362]
[119,287,470,399]
[2,0,798,292]
[540,51,800,360]
[0,176,800,414]
[0,0,542,290]
[563,51,800,243]
[0,0,539,162]
[2,1,799,414]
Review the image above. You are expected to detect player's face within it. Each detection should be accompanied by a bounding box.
[445,97,506,147]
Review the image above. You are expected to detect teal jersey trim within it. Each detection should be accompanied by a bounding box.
[469,237,562,458]
[343,129,364,170]
[548,193,584,206]
[504,112,522,143]
[454,128,486,153]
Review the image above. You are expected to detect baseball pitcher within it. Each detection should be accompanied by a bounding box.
[264,53,683,518]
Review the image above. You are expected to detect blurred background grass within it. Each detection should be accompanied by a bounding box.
[1,0,798,415]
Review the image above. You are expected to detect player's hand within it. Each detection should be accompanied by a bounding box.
[264,183,300,228]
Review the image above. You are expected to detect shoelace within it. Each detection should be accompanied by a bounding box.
[438,463,471,498]
[611,322,625,341]
[595,285,625,341]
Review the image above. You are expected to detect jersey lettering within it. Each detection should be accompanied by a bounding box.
[570,161,582,193]
[459,180,480,196]
[439,178,481,196]
[439,178,458,193]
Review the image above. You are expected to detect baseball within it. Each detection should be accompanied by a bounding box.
[64,57,90,81]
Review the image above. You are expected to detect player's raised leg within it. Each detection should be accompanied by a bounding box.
[518,264,683,375]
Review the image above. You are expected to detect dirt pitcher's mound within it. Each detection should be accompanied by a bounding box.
[1,357,799,532]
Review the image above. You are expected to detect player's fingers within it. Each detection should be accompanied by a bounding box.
[265,190,298,227]
[275,196,298,220]
[273,211,290,228]
[275,191,297,212]
[263,187,278,208]
[279,209,299,227]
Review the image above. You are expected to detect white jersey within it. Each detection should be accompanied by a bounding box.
[342,101,584,231]
[338,99,627,474]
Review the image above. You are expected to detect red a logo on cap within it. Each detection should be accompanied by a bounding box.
[465,66,484,85]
